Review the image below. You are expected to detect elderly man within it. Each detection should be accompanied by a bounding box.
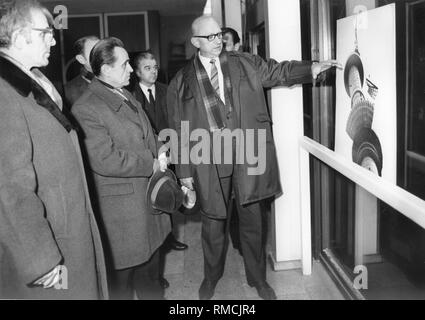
[166,15,341,300]
[64,35,99,109]
[132,51,189,254]
[0,0,107,299]
[72,37,171,300]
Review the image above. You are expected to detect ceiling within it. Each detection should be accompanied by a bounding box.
[40,0,207,16]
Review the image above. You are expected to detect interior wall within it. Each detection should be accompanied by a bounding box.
[224,0,243,44]
[345,0,377,16]
[159,14,198,81]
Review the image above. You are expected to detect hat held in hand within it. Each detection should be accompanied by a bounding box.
[147,169,195,214]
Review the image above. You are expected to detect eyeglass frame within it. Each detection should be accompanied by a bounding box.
[31,27,55,40]
[193,32,224,42]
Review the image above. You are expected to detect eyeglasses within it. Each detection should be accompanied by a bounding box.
[32,27,55,40]
[193,32,224,42]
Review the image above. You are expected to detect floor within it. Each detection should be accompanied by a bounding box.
[163,214,345,300]
[361,261,425,300]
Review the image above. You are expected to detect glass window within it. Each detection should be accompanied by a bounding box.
[304,0,425,299]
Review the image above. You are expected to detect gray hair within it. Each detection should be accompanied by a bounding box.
[0,0,52,48]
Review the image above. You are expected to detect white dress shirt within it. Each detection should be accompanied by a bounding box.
[139,82,156,103]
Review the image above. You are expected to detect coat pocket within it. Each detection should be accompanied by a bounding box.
[182,86,194,101]
[43,185,68,238]
[99,183,134,197]
[256,114,273,125]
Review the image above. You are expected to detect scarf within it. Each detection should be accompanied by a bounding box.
[193,53,232,132]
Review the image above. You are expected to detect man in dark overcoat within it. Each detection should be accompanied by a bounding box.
[166,15,341,300]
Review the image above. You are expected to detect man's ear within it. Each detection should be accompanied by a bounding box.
[75,54,86,66]
[100,64,110,77]
[13,30,27,50]
[135,68,141,79]
[191,37,200,49]
[234,43,241,52]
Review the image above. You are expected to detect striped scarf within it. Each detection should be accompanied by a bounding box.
[193,53,232,132]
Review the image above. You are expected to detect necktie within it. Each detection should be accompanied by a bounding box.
[148,88,155,106]
[210,59,220,97]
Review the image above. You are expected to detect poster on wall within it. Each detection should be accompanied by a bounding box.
[335,3,397,183]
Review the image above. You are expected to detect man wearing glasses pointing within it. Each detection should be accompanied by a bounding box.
[166,15,341,300]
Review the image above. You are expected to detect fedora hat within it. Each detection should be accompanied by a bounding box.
[147,169,184,214]
[147,169,197,214]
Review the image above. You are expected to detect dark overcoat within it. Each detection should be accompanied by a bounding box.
[0,56,108,299]
[72,79,171,270]
[166,51,313,219]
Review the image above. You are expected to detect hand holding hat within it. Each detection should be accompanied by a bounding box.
[153,152,169,173]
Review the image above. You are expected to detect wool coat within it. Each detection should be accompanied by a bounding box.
[72,79,171,270]
[0,55,108,299]
[167,51,313,219]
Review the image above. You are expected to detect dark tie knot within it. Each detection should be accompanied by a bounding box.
[210,59,216,64]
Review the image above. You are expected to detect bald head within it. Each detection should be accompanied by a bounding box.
[191,15,220,36]
[190,15,223,59]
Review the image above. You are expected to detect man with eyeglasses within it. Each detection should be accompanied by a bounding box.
[166,15,342,300]
[0,0,107,299]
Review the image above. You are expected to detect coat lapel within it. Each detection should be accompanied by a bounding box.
[0,55,74,132]
[226,52,242,121]
[182,59,212,130]
[133,83,148,109]
[90,79,145,130]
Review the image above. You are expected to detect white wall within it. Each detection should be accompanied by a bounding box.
[265,0,305,269]
[210,0,223,26]
[224,0,243,44]
[346,0,376,16]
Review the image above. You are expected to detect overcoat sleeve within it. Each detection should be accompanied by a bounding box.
[0,96,62,284]
[246,53,313,88]
[72,102,154,178]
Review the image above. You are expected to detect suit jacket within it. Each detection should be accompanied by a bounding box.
[64,74,90,109]
[0,55,107,299]
[167,51,313,219]
[72,79,171,269]
[132,82,168,134]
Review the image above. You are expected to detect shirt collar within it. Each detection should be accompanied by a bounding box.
[198,51,221,75]
[139,82,155,98]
